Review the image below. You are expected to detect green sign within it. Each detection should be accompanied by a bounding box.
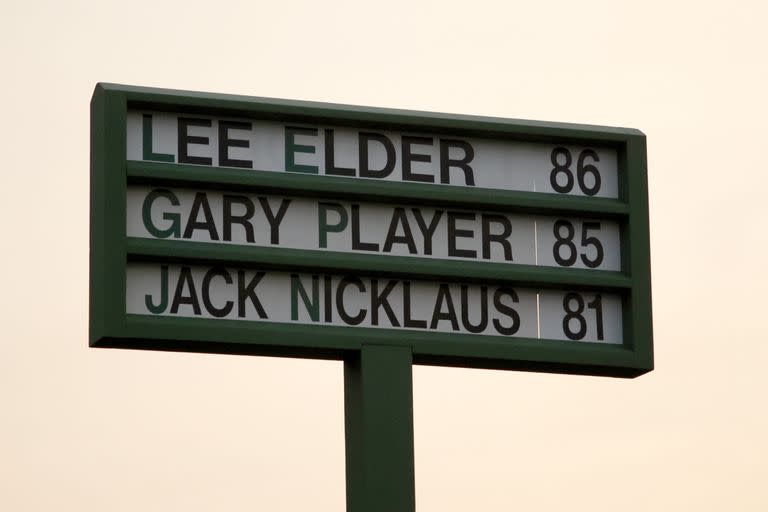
[90,83,652,511]
[91,83,652,376]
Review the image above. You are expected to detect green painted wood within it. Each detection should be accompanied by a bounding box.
[127,161,631,217]
[90,81,654,512]
[125,237,632,291]
[345,345,414,512]
[89,85,106,343]
[90,315,647,377]
[90,82,653,376]
[100,82,643,142]
[89,85,128,343]
[625,135,654,368]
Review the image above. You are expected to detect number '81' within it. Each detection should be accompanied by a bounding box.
[550,147,601,196]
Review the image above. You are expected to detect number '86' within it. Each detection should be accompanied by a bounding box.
[550,147,601,195]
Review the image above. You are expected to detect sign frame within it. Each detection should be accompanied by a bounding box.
[90,83,652,378]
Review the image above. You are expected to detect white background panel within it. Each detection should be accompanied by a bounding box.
[126,263,539,339]
[126,111,619,198]
[127,263,623,344]
[127,186,538,264]
[538,290,622,344]
[536,217,621,270]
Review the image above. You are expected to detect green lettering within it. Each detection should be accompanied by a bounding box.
[291,274,319,321]
[145,265,169,314]
[284,126,318,173]
[142,114,174,162]
[318,202,348,248]
[142,189,181,238]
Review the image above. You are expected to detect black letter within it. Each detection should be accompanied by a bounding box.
[218,120,253,168]
[371,279,400,326]
[430,284,459,331]
[238,271,267,318]
[460,285,488,333]
[383,208,417,254]
[412,209,443,255]
[325,129,355,176]
[402,136,434,183]
[439,139,475,185]
[202,267,234,317]
[493,287,520,335]
[258,197,292,245]
[351,204,379,251]
[178,117,213,165]
[447,211,477,258]
[403,281,427,329]
[184,192,219,240]
[223,195,255,243]
[171,266,201,315]
[336,276,367,325]
[481,214,513,261]
[359,132,395,178]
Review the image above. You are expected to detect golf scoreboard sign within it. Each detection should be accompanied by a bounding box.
[90,83,653,377]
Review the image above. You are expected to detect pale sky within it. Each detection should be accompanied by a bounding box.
[2,1,767,511]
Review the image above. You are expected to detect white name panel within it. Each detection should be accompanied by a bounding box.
[126,263,623,343]
[127,111,619,198]
[539,291,623,344]
[127,186,622,270]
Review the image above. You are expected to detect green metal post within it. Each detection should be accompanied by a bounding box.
[344,344,415,512]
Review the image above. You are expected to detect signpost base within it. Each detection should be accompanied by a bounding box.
[344,344,415,512]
